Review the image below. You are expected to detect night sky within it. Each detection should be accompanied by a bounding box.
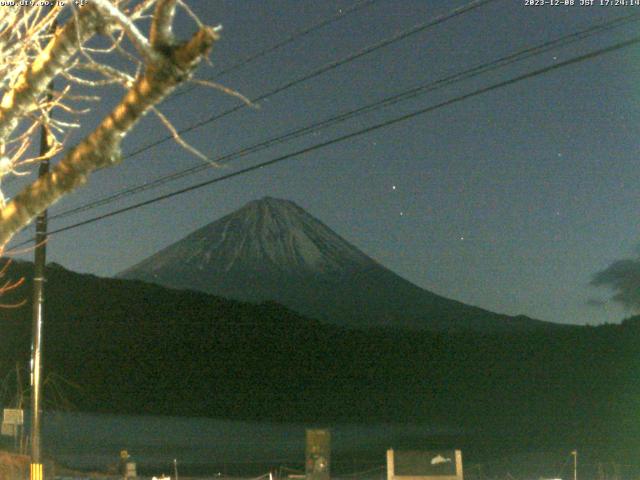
[7,0,640,326]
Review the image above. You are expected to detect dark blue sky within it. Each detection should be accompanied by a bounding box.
[9,0,640,326]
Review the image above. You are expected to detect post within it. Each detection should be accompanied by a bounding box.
[30,79,53,480]
[386,449,394,480]
[305,429,330,480]
[572,450,577,480]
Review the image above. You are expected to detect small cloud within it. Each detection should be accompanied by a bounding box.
[586,298,607,308]
[591,258,640,310]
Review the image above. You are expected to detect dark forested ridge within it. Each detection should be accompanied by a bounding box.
[0,260,638,461]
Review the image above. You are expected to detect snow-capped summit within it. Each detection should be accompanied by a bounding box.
[121,197,373,278]
[119,197,553,331]
[194,196,373,274]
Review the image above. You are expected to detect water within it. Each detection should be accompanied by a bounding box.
[37,411,451,476]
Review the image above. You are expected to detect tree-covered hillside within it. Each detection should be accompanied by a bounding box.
[0,261,638,462]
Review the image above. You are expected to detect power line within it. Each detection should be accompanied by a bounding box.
[46,0,503,220]
[214,0,381,79]
[169,0,382,101]
[1,0,380,192]
[13,34,640,247]
[123,0,500,160]
[49,11,640,221]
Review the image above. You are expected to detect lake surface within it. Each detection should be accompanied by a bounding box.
[36,411,453,476]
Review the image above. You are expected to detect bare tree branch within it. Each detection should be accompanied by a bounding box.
[0,16,220,246]
[0,5,102,145]
[91,0,159,64]
[150,0,178,48]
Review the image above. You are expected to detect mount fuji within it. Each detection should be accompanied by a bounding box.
[118,197,554,331]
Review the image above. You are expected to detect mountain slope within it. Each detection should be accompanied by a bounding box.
[119,197,555,332]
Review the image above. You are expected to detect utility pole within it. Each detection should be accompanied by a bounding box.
[30,79,53,480]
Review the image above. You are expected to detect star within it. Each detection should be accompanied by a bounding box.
[392,185,396,190]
